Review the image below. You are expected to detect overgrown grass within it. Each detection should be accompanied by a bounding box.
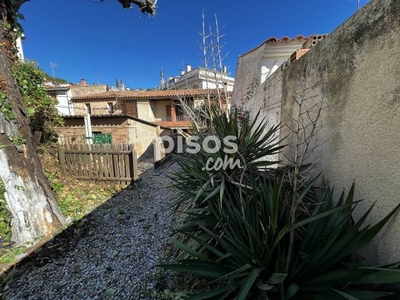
[0,143,126,270]
[39,143,125,221]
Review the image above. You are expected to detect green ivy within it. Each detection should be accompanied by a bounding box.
[0,180,11,242]
[9,134,25,146]
[12,61,64,142]
[0,92,17,122]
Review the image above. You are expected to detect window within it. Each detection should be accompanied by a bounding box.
[85,103,91,114]
[93,132,112,144]
[107,102,114,114]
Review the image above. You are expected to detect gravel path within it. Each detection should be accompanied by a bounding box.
[3,161,178,300]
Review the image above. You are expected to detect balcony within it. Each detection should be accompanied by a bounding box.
[150,115,190,128]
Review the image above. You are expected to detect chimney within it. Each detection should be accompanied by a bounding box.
[80,78,87,86]
[223,66,227,73]
[186,64,192,72]
[180,70,185,76]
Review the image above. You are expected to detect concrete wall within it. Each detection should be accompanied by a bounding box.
[137,100,153,121]
[233,0,400,265]
[152,100,171,121]
[126,119,161,158]
[232,44,264,109]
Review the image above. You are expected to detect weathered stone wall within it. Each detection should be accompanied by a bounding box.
[73,99,122,115]
[233,0,400,265]
[70,85,107,97]
[126,118,160,158]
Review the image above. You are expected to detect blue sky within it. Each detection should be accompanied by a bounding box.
[20,0,369,89]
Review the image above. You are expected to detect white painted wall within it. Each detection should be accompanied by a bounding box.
[55,90,74,116]
[137,100,153,121]
[260,41,305,84]
[164,67,235,92]
[16,37,24,61]
[152,100,171,121]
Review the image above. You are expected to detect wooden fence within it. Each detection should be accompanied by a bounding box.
[58,143,138,184]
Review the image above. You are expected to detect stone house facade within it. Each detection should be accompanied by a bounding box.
[71,89,225,129]
[57,89,227,158]
[57,114,168,158]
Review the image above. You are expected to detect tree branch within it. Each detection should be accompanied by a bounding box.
[117,0,157,15]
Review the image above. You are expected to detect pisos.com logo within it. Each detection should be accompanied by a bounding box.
[159,135,244,171]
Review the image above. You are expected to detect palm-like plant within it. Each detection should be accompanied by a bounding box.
[169,108,283,209]
[162,108,400,299]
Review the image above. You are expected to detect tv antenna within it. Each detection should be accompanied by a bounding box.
[50,62,57,84]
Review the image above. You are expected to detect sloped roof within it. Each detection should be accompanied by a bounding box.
[239,35,323,57]
[72,89,229,100]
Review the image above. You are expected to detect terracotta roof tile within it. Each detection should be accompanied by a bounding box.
[72,89,230,100]
[239,34,327,57]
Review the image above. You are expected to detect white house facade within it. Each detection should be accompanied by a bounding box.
[162,65,235,92]
[46,84,74,116]
[232,35,326,108]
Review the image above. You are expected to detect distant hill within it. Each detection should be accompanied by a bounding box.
[42,72,69,84]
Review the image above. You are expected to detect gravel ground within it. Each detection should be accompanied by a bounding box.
[3,161,179,300]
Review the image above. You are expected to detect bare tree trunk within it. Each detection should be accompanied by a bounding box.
[0,15,66,245]
[0,0,158,246]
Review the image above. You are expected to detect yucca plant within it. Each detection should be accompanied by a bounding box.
[169,107,284,209]
[162,108,400,299]
[164,174,400,299]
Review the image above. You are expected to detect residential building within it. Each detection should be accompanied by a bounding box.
[232,0,400,266]
[71,89,225,129]
[45,79,109,116]
[233,35,326,107]
[45,84,74,116]
[162,64,235,92]
[57,114,168,157]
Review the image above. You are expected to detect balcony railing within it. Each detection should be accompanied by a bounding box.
[150,115,188,122]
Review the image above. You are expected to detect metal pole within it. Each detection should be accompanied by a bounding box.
[84,111,93,146]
